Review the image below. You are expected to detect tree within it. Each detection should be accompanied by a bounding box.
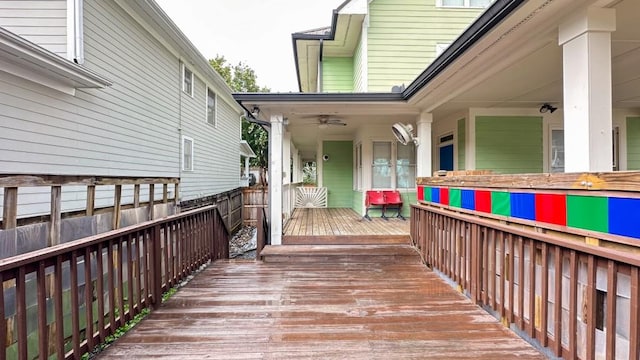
[209,55,269,172]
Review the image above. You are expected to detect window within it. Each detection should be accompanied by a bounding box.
[438,133,454,171]
[372,142,392,188]
[438,0,491,7]
[182,136,194,171]
[206,87,216,125]
[397,143,416,188]
[182,64,193,96]
[550,127,620,173]
[550,128,564,173]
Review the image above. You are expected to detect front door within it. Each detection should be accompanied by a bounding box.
[439,144,454,171]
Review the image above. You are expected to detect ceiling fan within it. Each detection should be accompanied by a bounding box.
[314,115,347,128]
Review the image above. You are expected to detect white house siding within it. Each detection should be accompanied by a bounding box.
[179,74,242,201]
[0,0,183,218]
[0,0,67,57]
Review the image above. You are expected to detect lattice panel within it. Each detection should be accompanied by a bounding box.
[295,187,328,208]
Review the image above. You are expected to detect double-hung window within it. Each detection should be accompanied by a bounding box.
[396,143,416,188]
[206,87,216,126]
[182,64,194,96]
[372,142,392,188]
[182,136,194,171]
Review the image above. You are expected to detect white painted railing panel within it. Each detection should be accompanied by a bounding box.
[295,187,328,208]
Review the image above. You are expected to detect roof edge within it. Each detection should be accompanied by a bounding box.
[233,92,404,103]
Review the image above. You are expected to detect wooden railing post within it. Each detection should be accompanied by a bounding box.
[151,224,163,309]
[256,208,265,258]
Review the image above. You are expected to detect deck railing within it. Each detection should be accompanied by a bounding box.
[0,205,228,360]
[411,171,640,359]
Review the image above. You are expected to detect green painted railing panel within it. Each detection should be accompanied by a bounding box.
[475,116,543,174]
[323,141,354,207]
[491,191,510,216]
[567,195,608,233]
[449,188,461,208]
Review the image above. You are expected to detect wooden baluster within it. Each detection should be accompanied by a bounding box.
[70,251,80,357]
[630,267,639,360]
[483,227,489,305]
[84,248,94,349]
[508,233,515,324]
[96,243,106,343]
[605,260,617,360]
[586,256,597,360]
[54,256,65,359]
[528,239,536,338]
[37,261,48,358]
[518,236,525,330]
[127,234,135,319]
[553,246,563,356]
[540,242,549,347]
[16,267,27,359]
[499,231,505,319]
[107,240,116,333]
[569,250,578,360]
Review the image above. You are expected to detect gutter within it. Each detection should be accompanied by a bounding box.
[233,92,403,103]
[401,0,526,99]
[291,0,350,92]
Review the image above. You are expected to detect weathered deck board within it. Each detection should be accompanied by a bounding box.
[99,245,544,359]
[284,208,410,245]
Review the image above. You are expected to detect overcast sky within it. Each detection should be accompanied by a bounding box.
[155,0,344,92]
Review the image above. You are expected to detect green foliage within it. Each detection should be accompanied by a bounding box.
[209,55,269,168]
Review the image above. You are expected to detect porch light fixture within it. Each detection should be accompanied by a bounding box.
[250,106,260,117]
[392,123,419,146]
[539,103,557,114]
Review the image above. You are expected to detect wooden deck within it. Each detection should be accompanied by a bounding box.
[99,245,544,359]
[283,208,410,245]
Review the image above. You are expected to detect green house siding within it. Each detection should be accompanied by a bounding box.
[322,57,353,92]
[352,190,364,215]
[475,116,543,174]
[367,0,484,92]
[323,141,353,207]
[627,117,640,170]
[457,118,466,170]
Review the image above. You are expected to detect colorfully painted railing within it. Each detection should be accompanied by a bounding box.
[411,171,640,359]
[0,205,228,359]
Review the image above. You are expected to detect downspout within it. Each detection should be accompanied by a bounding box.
[318,39,323,93]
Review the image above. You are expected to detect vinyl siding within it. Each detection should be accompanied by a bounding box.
[353,30,366,92]
[322,57,353,92]
[367,0,484,91]
[475,116,543,174]
[179,76,241,201]
[352,190,364,215]
[0,0,67,56]
[0,0,241,217]
[457,118,465,170]
[323,141,353,208]
[627,116,640,170]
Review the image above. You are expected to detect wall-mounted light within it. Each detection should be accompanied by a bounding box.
[539,103,557,114]
[392,123,419,145]
[251,106,260,117]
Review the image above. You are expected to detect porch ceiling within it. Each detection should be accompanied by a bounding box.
[253,100,420,160]
[414,0,640,120]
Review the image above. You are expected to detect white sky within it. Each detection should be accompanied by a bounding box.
[155,0,344,92]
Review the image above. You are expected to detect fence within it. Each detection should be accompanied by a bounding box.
[0,205,229,359]
[411,203,639,359]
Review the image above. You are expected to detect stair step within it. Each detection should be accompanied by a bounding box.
[260,244,421,264]
[283,235,410,245]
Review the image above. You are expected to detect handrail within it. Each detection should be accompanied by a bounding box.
[1,205,228,359]
[411,203,640,359]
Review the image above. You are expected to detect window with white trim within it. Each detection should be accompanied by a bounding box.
[396,143,416,188]
[206,86,216,126]
[438,0,491,8]
[182,136,194,171]
[372,142,392,188]
[550,127,620,173]
[182,64,194,96]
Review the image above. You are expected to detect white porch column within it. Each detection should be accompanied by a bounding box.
[559,7,616,172]
[416,111,433,177]
[283,131,291,185]
[269,114,284,245]
[292,146,300,183]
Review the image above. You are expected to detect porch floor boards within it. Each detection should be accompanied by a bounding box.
[283,208,410,245]
[98,245,544,359]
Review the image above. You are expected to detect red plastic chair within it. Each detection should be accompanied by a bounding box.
[364,190,386,221]
[383,190,405,220]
